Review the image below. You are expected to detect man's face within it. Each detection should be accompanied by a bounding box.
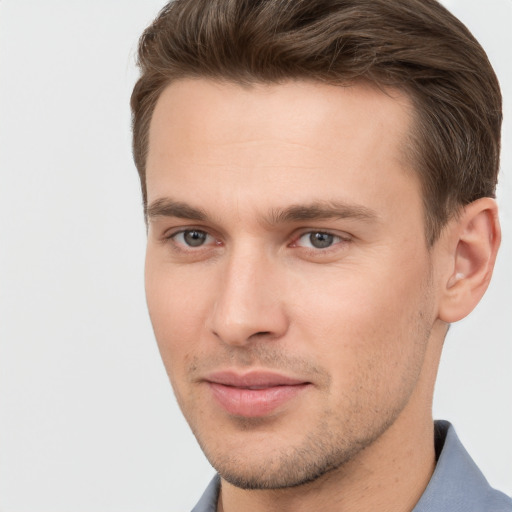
[145,79,441,488]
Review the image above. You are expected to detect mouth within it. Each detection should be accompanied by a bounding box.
[204,371,311,418]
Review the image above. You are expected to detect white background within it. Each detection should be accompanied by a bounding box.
[0,1,510,511]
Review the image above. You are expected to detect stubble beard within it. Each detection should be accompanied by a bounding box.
[192,396,410,490]
[178,275,435,491]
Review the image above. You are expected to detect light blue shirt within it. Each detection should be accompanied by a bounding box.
[191,421,512,511]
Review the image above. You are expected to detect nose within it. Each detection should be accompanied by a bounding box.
[207,245,289,346]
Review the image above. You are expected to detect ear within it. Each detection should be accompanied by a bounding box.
[437,198,501,323]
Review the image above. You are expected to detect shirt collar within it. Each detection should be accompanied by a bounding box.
[412,420,511,512]
[192,421,511,512]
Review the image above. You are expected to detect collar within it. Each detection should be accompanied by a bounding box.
[192,421,512,512]
[412,420,511,511]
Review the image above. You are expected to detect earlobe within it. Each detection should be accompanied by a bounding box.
[438,198,501,323]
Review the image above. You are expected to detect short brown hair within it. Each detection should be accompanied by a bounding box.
[131,0,502,244]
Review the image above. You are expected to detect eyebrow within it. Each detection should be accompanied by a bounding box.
[268,201,378,225]
[145,198,379,225]
[146,198,207,221]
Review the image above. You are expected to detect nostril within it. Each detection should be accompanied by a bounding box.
[249,331,272,340]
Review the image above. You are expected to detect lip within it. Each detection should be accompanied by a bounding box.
[205,371,311,418]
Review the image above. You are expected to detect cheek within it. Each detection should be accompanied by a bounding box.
[290,256,432,387]
[145,256,212,378]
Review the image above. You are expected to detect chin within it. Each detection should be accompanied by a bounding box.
[197,425,375,490]
[218,460,341,490]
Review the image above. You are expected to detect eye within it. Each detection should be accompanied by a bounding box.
[172,229,212,248]
[294,231,345,250]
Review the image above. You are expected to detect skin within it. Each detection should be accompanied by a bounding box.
[144,79,500,512]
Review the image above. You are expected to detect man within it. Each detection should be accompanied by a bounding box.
[130,0,511,510]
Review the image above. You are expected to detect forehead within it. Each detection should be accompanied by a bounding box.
[146,78,420,225]
[148,78,413,157]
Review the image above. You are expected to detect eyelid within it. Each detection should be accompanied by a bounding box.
[164,227,205,238]
[162,226,221,249]
[162,224,212,240]
[159,225,351,253]
[288,229,353,257]
[290,229,351,244]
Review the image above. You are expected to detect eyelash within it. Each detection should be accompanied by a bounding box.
[163,228,351,255]
[290,231,350,252]
[164,229,219,252]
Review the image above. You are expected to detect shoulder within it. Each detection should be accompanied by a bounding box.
[413,420,512,512]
